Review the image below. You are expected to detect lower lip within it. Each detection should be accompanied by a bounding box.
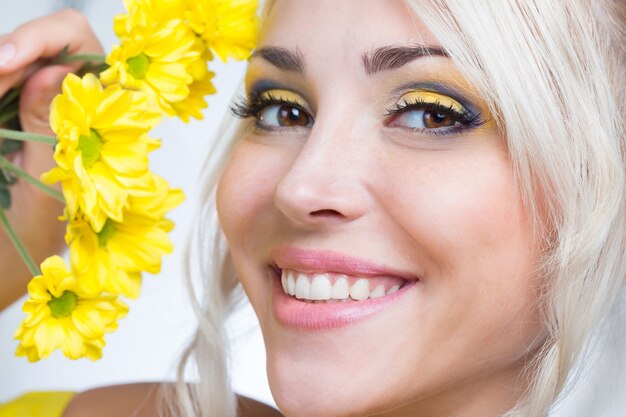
[271,270,416,331]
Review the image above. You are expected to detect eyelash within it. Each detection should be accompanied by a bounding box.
[231,91,311,129]
[231,91,485,134]
[384,98,484,135]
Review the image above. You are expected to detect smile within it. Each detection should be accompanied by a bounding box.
[269,247,419,330]
[280,269,405,302]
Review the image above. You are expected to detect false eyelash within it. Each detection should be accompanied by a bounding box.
[230,91,307,120]
[385,98,485,129]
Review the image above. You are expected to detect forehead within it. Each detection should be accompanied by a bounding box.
[260,0,441,54]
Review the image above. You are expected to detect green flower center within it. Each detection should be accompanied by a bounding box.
[48,291,78,318]
[97,219,116,247]
[126,53,150,79]
[78,129,104,169]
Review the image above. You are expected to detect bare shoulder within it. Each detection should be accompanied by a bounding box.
[62,383,166,417]
[61,383,282,417]
[237,395,284,417]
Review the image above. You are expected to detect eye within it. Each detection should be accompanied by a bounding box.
[231,88,314,131]
[385,90,482,134]
[258,104,312,128]
[389,108,460,129]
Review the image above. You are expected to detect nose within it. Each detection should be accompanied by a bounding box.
[273,121,370,228]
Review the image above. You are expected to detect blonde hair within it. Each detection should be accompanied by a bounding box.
[406,1,626,415]
[169,0,626,416]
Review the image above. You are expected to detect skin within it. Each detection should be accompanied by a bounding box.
[61,384,283,417]
[0,9,102,310]
[0,10,281,417]
[1,3,551,417]
[217,1,546,416]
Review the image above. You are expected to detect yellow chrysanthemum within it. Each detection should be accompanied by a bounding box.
[15,256,128,362]
[166,41,218,122]
[171,70,217,122]
[186,0,259,61]
[100,1,202,117]
[66,175,184,298]
[117,0,187,32]
[41,73,161,232]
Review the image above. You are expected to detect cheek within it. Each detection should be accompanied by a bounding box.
[384,144,518,236]
[381,142,535,271]
[216,141,294,314]
[217,141,287,248]
[378,145,544,356]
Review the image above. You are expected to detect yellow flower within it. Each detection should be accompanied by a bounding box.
[101,1,203,118]
[186,0,259,61]
[118,0,187,29]
[15,256,128,362]
[41,73,161,232]
[66,175,184,298]
[171,70,217,122]
[168,41,218,122]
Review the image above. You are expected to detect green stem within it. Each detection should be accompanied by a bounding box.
[54,53,107,64]
[0,206,40,277]
[0,86,23,112]
[0,155,64,203]
[0,110,18,125]
[0,129,56,146]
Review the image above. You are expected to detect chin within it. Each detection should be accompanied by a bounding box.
[264,331,402,417]
[269,373,371,417]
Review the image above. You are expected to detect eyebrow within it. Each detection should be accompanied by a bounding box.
[249,44,449,75]
[362,45,450,75]
[250,46,305,72]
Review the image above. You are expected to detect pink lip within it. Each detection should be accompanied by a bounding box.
[269,246,419,331]
[269,246,418,280]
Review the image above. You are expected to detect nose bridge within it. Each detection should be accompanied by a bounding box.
[274,111,370,225]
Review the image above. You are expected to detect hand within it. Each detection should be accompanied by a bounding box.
[0,9,103,310]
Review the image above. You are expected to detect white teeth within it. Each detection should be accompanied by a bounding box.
[287,272,296,296]
[387,285,400,295]
[310,274,332,300]
[280,270,404,301]
[370,284,386,299]
[350,278,370,301]
[281,272,288,293]
[295,274,310,299]
[331,276,350,299]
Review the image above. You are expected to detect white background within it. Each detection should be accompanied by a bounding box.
[0,0,274,408]
[0,2,624,416]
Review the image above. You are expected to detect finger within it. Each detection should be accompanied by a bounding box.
[0,9,102,94]
[19,64,72,135]
[0,64,68,169]
[1,65,70,197]
[13,65,72,190]
[0,8,102,70]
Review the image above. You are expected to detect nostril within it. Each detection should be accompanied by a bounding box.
[310,209,343,217]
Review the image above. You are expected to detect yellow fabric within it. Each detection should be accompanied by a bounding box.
[0,392,74,417]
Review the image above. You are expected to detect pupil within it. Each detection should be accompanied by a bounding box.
[433,113,447,123]
[424,111,454,128]
[279,106,306,126]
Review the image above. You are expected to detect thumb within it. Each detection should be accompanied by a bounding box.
[18,64,72,135]
[13,65,73,189]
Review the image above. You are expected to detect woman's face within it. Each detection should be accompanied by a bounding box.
[217,1,545,416]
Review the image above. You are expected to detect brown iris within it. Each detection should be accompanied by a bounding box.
[276,105,310,127]
[423,111,456,129]
[389,90,469,131]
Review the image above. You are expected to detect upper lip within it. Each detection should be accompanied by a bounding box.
[270,246,419,281]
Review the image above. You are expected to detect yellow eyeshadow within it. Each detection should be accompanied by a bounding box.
[259,89,307,106]
[399,90,465,113]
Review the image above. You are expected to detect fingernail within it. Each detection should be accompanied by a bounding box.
[0,43,16,66]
